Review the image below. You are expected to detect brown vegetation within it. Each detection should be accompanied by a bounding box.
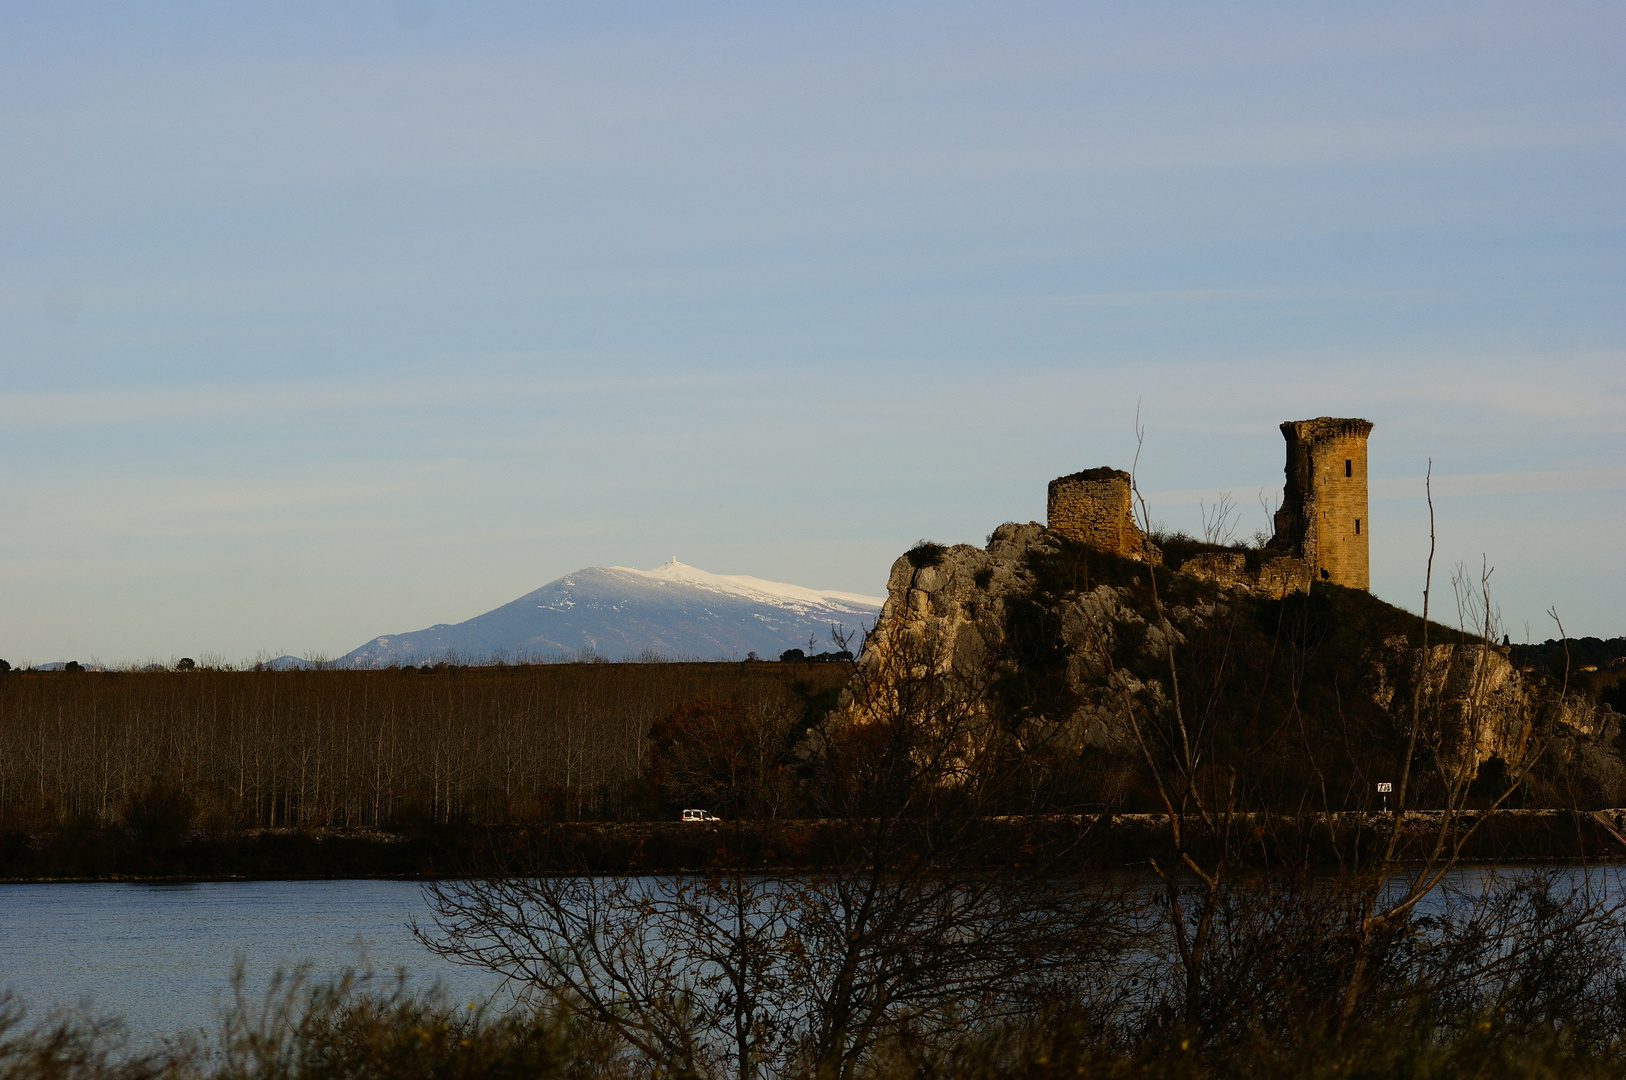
[0,662,849,832]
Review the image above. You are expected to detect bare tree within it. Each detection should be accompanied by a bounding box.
[421,629,1139,1080]
[1116,431,1598,1045]
[1199,491,1238,546]
[1337,469,1564,1028]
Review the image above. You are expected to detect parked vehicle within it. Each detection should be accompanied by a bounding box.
[680,809,720,823]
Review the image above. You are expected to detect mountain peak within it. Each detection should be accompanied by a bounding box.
[339,561,883,667]
[608,559,884,613]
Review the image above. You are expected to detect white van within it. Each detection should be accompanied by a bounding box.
[680,809,720,823]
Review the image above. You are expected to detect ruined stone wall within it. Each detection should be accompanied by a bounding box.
[1256,556,1315,598]
[1271,417,1372,590]
[1181,552,1313,598]
[1046,468,1159,563]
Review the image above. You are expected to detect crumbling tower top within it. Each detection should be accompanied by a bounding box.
[1270,417,1373,590]
[1046,467,1161,564]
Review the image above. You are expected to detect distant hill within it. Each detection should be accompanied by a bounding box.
[338,559,884,667]
[257,655,318,671]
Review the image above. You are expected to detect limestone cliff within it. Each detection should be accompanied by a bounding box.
[1364,636,1607,774]
[852,523,1212,755]
[839,523,1614,804]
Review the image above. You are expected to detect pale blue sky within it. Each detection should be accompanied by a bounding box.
[2,1,1621,664]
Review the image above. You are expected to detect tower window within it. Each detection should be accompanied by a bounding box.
[1345,459,1352,477]
[1355,518,1360,535]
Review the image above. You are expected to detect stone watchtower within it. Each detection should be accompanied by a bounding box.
[1269,417,1373,590]
[1046,467,1160,563]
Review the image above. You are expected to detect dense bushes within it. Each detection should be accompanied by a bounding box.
[1511,636,1626,677]
[906,540,948,568]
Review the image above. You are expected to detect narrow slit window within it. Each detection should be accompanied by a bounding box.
[1345,459,1352,477]
[1355,518,1361,535]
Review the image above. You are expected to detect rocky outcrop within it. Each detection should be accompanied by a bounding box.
[847,523,1210,753]
[1363,636,1607,773]
[844,523,1611,791]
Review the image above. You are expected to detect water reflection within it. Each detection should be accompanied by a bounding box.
[0,880,506,1041]
[3,865,1622,1043]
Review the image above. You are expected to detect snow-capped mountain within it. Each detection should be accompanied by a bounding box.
[338,559,884,667]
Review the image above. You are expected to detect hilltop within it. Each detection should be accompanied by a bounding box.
[835,520,1623,814]
[339,559,882,666]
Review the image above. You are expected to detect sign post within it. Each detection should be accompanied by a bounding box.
[1377,782,1393,812]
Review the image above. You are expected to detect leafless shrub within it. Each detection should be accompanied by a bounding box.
[422,631,1141,1080]
[1198,492,1238,547]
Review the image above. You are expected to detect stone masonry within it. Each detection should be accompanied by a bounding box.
[1044,419,1369,596]
[1046,468,1161,564]
[1270,417,1373,591]
[1179,550,1314,599]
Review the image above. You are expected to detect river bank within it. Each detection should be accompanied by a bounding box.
[5,809,1626,882]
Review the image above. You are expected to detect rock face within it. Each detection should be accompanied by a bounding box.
[1046,469,1161,564]
[850,524,1182,754]
[1364,637,1605,774]
[845,523,1610,787]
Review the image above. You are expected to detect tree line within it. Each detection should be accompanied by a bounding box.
[0,662,849,831]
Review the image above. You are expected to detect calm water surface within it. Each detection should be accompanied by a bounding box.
[4,867,1621,1044]
[0,880,508,1041]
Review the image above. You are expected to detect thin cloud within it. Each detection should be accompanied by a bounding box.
[1149,466,1626,507]
[0,371,726,430]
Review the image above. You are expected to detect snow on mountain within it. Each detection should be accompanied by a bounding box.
[612,558,883,613]
[339,558,884,667]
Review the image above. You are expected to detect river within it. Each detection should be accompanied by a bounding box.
[5,866,1621,1044]
[0,880,507,1042]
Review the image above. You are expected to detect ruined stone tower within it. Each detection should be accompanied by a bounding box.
[1270,417,1373,590]
[1046,467,1161,563]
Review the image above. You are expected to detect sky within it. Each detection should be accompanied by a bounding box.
[1,0,1621,665]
